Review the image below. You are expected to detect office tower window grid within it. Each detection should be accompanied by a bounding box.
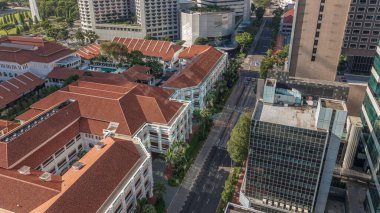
[311,0,326,62]
[245,121,328,212]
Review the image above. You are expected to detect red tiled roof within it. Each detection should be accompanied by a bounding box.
[163,46,224,88]
[15,108,44,122]
[29,80,183,136]
[124,65,153,82]
[75,43,101,60]
[0,119,19,134]
[127,65,151,73]
[0,168,61,213]
[0,36,74,64]
[178,45,211,59]
[79,118,110,136]
[0,72,45,109]
[33,137,140,213]
[113,37,182,61]
[283,8,294,24]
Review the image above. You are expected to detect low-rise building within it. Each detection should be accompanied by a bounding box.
[0,36,81,80]
[162,45,228,110]
[112,37,183,72]
[19,78,192,154]
[280,8,294,36]
[0,72,45,109]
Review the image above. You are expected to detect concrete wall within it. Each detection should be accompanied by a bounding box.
[288,0,350,81]
[180,11,235,45]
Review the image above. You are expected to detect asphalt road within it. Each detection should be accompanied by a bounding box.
[254,19,273,55]
[180,78,257,213]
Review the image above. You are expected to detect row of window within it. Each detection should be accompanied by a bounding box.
[343,42,377,50]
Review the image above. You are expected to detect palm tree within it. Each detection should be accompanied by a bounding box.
[200,109,211,137]
[153,182,166,199]
[0,24,15,36]
[135,198,148,213]
[165,141,189,173]
[142,204,156,213]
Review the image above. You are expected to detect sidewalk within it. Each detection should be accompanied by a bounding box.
[167,84,245,213]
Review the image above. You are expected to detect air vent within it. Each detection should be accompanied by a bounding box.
[95,141,105,150]
[18,166,31,175]
[39,172,52,182]
[72,161,85,171]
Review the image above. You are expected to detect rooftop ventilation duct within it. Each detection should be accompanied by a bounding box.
[72,161,85,171]
[95,141,105,150]
[39,172,52,182]
[17,166,31,175]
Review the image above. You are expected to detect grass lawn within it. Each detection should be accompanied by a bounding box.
[0,11,32,35]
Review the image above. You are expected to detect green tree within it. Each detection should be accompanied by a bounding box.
[194,37,209,45]
[100,42,129,63]
[235,32,253,52]
[142,204,156,213]
[75,30,85,45]
[64,75,80,86]
[84,30,99,43]
[255,6,265,20]
[18,12,25,25]
[128,50,144,65]
[135,198,148,213]
[259,55,274,79]
[0,23,15,35]
[251,3,256,12]
[144,60,163,77]
[15,26,20,34]
[165,141,189,173]
[252,0,271,8]
[153,182,166,199]
[227,113,251,164]
[144,35,156,40]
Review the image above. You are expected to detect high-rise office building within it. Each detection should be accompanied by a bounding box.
[342,0,380,74]
[288,0,350,81]
[360,40,380,212]
[78,0,179,40]
[195,0,250,23]
[240,79,348,213]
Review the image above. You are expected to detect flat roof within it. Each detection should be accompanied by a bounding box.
[254,102,317,130]
[321,99,345,110]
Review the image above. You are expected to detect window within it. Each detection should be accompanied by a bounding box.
[66,139,75,148]
[55,147,65,157]
[361,37,369,42]
[42,156,54,167]
[359,44,367,49]
[350,43,357,48]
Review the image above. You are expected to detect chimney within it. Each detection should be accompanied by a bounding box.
[17,166,31,175]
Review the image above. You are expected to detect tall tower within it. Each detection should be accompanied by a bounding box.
[287,0,350,81]
[29,0,41,22]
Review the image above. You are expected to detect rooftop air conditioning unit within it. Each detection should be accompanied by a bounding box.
[292,206,296,211]
[274,202,278,207]
[298,208,303,213]
[18,166,31,175]
[72,161,85,171]
[95,141,105,150]
[280,203,284,208]
[39,172,52,182]
[262,199,267,204]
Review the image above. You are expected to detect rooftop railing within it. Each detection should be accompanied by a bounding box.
[0,99,75,143]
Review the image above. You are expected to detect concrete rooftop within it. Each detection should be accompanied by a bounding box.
[254,102,317,130]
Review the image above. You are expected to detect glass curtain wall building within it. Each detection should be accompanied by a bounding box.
[361,40,380,213]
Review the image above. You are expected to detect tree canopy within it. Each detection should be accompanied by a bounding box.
[227,112,251,164]
[235,32,253,52]
[194,37,209,45]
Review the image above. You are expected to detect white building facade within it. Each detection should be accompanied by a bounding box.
[196,0,250,23]
[180,10,235,46]
[78,0,179,40]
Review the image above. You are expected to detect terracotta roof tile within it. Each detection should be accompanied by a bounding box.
[33,137,140,213]
[75,43,101,60]
[163,46,224,88]
[0,119,20,134]
[0,36,74,64]
[283,8,294,24]
[0,72,45,108]
[178,45,211,59]
[15,109,45,122]
[113,37,182,61]
[123,66,153,82]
